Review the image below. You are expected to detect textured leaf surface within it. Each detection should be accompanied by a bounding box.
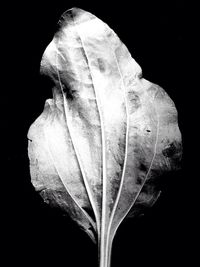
[28,7,182,267]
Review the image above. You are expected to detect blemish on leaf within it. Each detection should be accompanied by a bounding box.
[97,58,106,72]
[163,143,177,157]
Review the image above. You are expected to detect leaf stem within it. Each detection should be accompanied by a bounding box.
[99,236,113,267]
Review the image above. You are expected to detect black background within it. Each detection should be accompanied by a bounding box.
[4,1,193,266]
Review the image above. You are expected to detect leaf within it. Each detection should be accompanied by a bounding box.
[28,7,182,267]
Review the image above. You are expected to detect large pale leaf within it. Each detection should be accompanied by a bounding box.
[28,7,182,267]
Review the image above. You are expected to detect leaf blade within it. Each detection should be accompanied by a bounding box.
[28,8,182,267]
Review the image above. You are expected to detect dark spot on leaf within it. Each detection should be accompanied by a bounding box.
[163,143,176,157]
[146,129,151,132]
[140,163,147,172]
[128,91,141,113]
[62,83,76,101]
[137,175,143,185]
[97,58,106,72]
[138,71,143,79]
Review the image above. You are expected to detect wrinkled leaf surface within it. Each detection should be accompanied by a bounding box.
[28,7,182,267]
